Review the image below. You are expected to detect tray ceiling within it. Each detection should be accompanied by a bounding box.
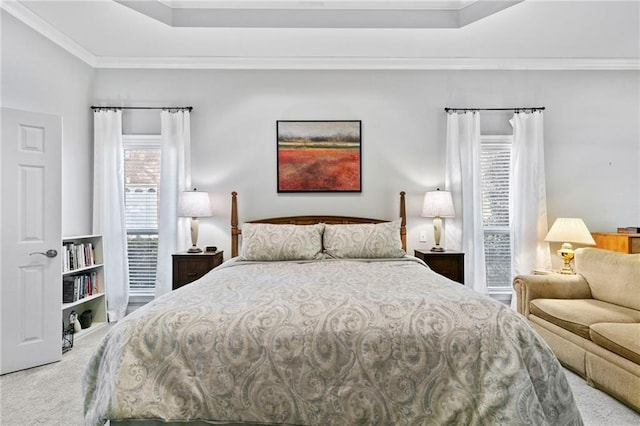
[2,0,639,70]
[115,0,502,28]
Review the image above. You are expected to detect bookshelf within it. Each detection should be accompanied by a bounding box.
[62,235,107,340]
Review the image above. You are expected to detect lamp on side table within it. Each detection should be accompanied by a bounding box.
[544,217,596,274]
[421,188,455,252]
[179,188,213,253]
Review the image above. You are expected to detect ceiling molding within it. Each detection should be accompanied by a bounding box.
[94,56,640,71]
[1,0,96,67]
[159,1,478,10]
[5,2,639,72]
[115,0,523,28]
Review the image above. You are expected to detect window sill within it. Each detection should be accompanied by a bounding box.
[488,289,512,305]
[129,293,153,301]
[127,293,153,315]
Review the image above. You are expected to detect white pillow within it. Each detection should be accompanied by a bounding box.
[240,223,324,261]
[323,220,405,259]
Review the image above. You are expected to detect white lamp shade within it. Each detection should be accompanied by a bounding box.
[179,191,212,218]
[421,189,455,218]
[544,218,596,245]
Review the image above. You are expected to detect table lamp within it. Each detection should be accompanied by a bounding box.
[179,189,212,253]
[544,217,596,274]
[421,188,455,252]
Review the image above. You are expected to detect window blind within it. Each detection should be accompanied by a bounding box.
[124,143,160,293]
[480,138,512,288]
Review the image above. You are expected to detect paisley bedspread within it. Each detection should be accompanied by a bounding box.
[83,257,582,425]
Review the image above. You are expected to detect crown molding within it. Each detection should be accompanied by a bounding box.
[1,1,96,67]
[4,2,638,71]
[95,56,640,71]
[116,0,521,28]
[159,1,478,10]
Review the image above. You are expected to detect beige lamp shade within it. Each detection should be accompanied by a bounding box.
[544,218,595,245]
[544,217,595,274]
[179,189,212,253]
[179,190,212,218]
[421,189,455,218]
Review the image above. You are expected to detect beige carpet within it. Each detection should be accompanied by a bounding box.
[0,324,110,426]
[1,324,639,426]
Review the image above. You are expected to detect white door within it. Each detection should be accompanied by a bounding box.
[1,108,62,374]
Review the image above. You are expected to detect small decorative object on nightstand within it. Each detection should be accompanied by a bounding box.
[172,250,223,290]
[414,249,465,284]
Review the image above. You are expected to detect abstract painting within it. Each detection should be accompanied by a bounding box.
[277,120,361,192]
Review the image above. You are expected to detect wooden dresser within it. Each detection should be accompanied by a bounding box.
[591,233,640,254]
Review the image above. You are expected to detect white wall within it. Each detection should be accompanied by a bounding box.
[93,69,640,259]
[1,11,95,237]
[3,12,638,261]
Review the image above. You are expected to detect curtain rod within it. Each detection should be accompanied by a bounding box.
[445,107,545,113]
[91,106,193,111]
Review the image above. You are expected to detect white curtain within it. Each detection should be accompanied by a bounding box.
[510,111,551,308]
[155,110,191,297]
[93,109,129,321]
[444,111,487,294]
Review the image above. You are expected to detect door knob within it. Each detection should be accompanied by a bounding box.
[29,249,58,258]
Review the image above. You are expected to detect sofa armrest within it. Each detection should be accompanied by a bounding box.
[513,274,592,317]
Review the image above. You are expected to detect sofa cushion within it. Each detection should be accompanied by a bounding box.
[529,299,640,340]
[590,323,640,365]
[574,248,640,311]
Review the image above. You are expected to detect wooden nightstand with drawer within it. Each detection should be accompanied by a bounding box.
[414,249,465,284]
[172,251,223,290]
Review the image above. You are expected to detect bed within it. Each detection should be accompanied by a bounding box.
[83,191,583,425]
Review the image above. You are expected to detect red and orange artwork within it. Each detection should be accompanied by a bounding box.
[277,121,361,192]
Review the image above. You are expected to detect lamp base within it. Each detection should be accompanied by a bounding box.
[187,247,202,253]
[430,217,446,253]
[557,243,576,274]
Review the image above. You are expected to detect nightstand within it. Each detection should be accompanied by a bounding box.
[172,251,223,290]
[414,249,465,284]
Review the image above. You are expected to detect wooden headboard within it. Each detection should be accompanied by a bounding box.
[230,191,407,258]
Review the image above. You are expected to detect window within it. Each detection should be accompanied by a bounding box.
[480,135,512,290]
[123,135,160,294]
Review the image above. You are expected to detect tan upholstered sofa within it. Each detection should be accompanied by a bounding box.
[513,247,640,412]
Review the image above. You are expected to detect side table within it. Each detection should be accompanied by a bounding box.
[172,250,224,290]
[414,249,465,284]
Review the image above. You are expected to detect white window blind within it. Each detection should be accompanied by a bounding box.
[480,135,512,289]
[123,135,161,294]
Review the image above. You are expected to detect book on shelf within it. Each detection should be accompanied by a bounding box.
[62,277,76,303]
[62,242,96,272]
[617,227,640,234]
[62,271,99,303]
